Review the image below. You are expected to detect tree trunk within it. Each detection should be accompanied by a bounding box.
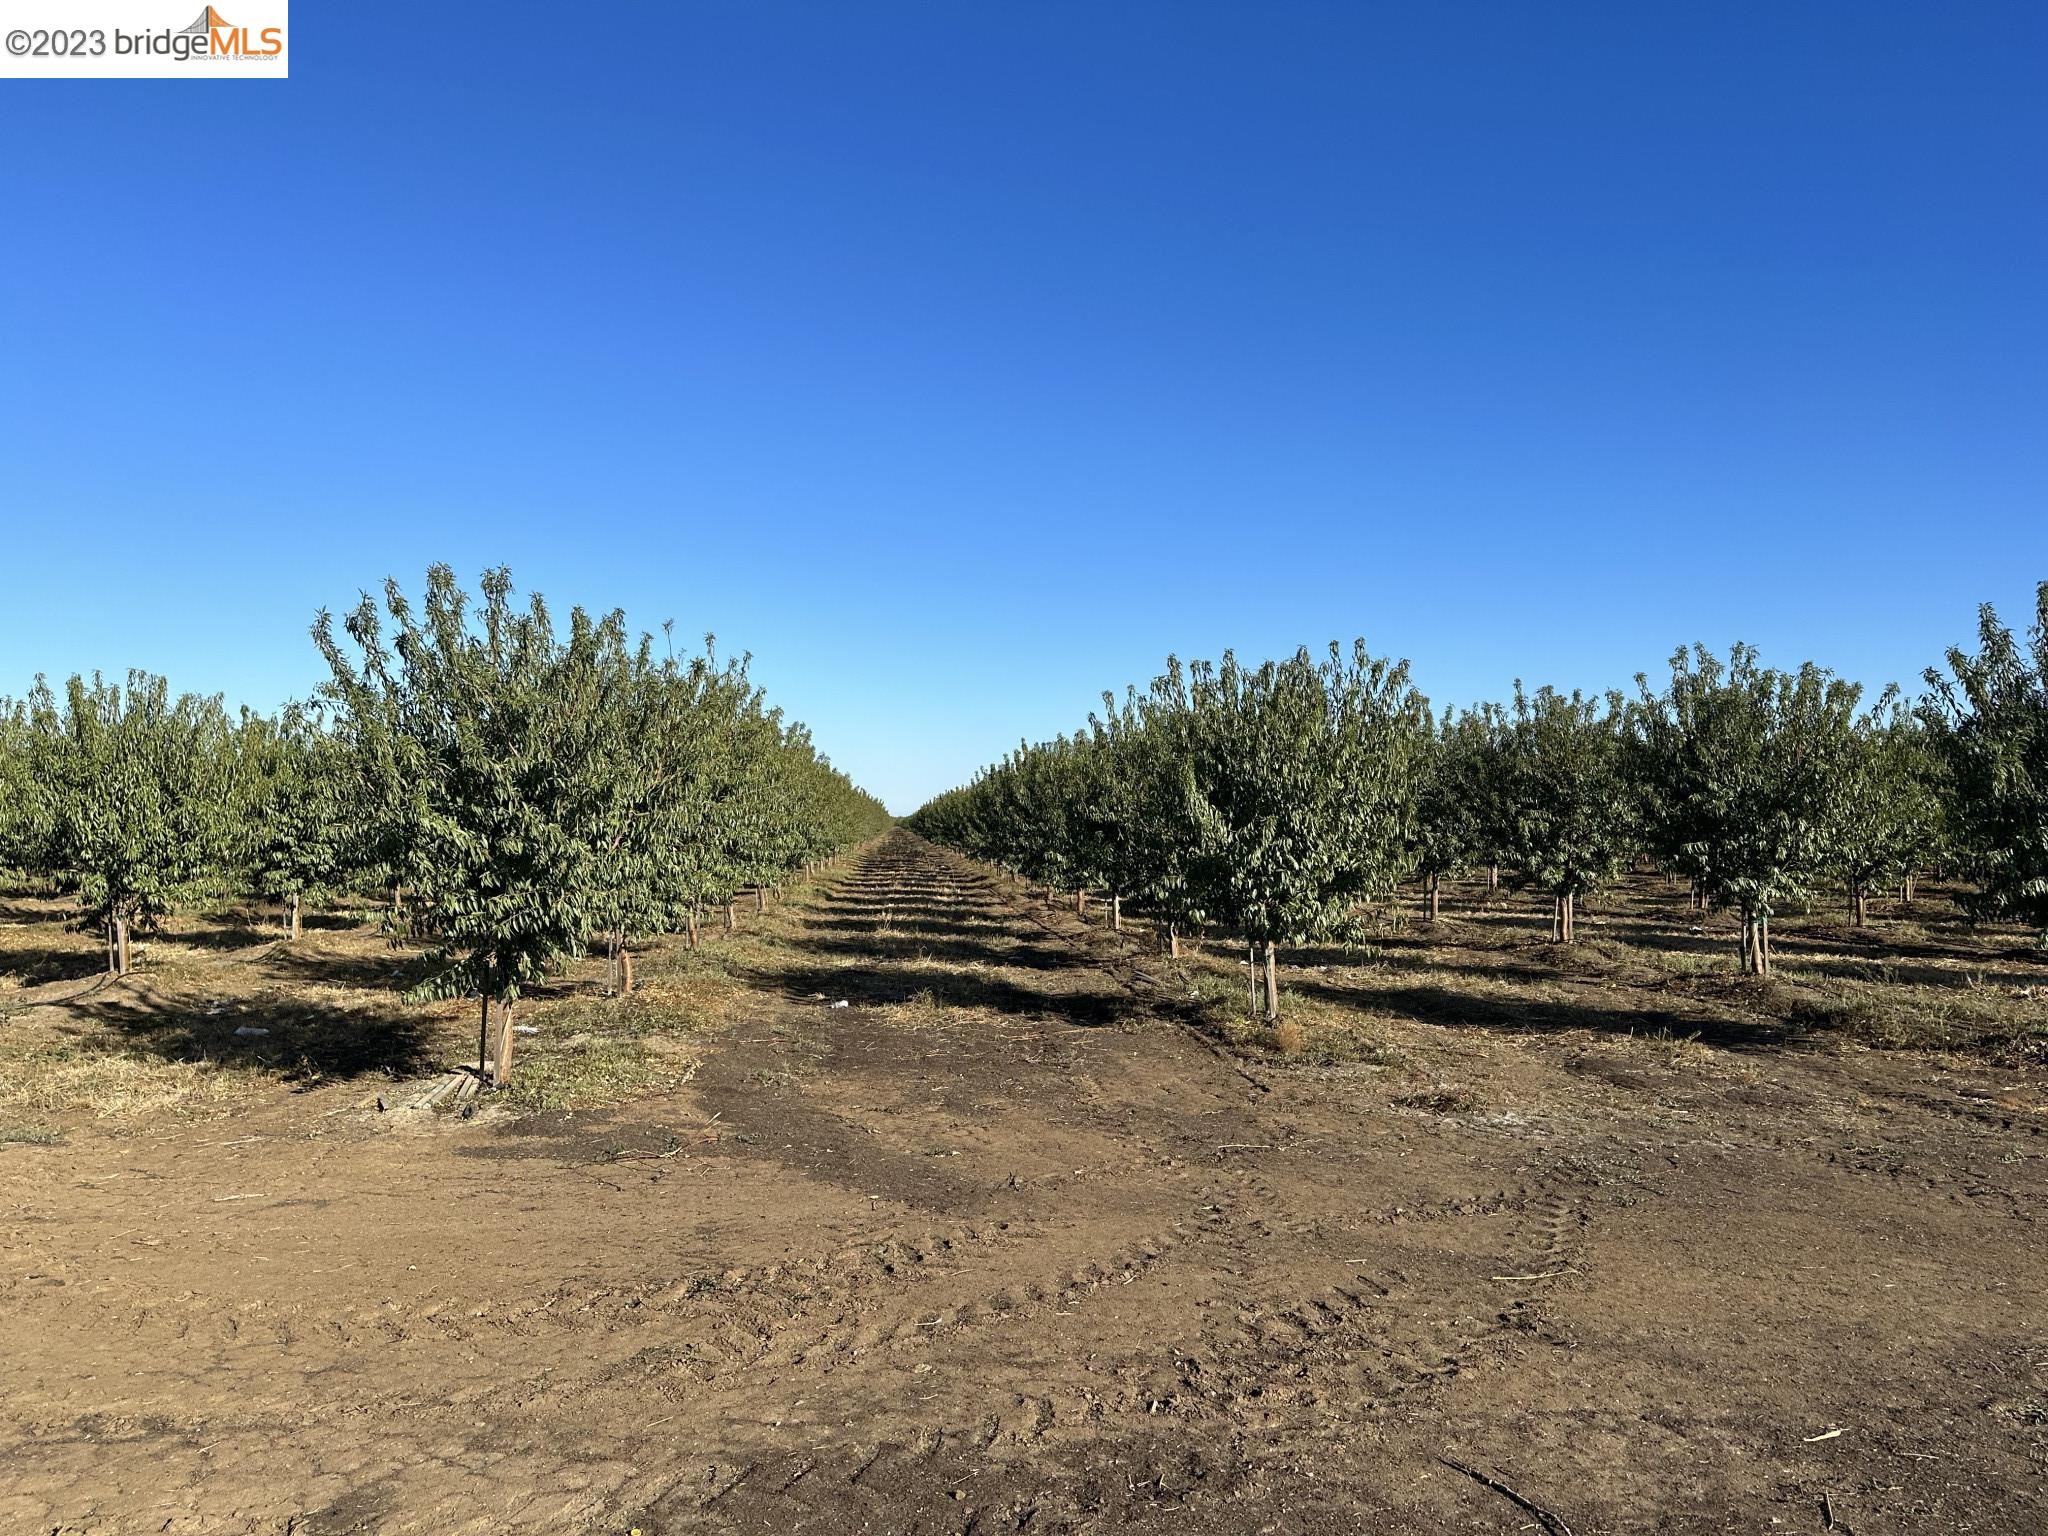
[1562,889,1575,943]
[1901,874,1916,906]
[606,932,620,994]
[105,917,117,976]
[391,884,404,915]
[479,993,492,1080]
[1167,923,1181,960]
[687,910,700,949]
[755,888,766,914]
[1425,871,1441,923]
[288,892,302,942]
[1487,864,1500,894]
[1852,886,1868,927]
[114,915,131,976]
[1111,893,1122,933]
[491,998,517,1087]
[1551,896,1562,943]
[1739,912,1772,977]
[1262,940,1280,1022]
[725,901,736,932]
[1076,889,1087,918]
[619,946,634,995]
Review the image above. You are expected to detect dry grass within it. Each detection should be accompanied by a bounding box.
[501,994,716,1112]
[1266,1018,1306,1055]
[0,1029,266,1119]
[0,888,770,1123]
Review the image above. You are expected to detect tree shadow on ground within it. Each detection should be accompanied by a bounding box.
[0,944,106,986]
[80,987,441,1084]
[1766,924,2048,971]
[1291,977,1791,1052]
[798,911,1016,939]
[173,915,279,951]
[262,940,445,995]
[789,931,1079,973]
[757,956,1131,1029]
[1776,954,2048,992]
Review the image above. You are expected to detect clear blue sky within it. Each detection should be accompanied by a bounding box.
[3,3,2043,811]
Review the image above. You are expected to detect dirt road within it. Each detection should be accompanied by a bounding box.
[3,833,2044,1533]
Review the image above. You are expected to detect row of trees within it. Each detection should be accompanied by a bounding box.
[912,586,2048,1017]
[0,566,890,1083]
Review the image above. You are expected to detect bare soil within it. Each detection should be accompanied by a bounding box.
[3,832,2045,1533]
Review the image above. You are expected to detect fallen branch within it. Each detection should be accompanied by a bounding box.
[1438,1456,1575,1536]
[1490,1267,1580,1283]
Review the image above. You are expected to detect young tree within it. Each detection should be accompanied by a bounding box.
[241,705,358,940]
[1494,685,1635,942]
[0,698,55,878]
[29,671,234,975]
[315,566,621,1086]
[1408,709,1488,924]
[1832,689,1946,927]
[1629,645,1860,976]
[1923,582,2048,940]
[1179,642,1432,1020]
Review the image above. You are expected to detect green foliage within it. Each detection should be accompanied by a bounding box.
[0,698,55,875]
[315,566,620,1011]
[21,671,235,960]
[1409,709,1491,885]
[1628,645,1861,972]
[913,640,1432,1012]
[314,566,887,1079]
[1493,685,1635,921]
[1833,688,1947,917]
[238,704,357,927]
[1924,582,2048,938]
[1177,642,1431,948]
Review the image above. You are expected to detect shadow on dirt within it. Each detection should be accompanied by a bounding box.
[0,943,106,986]
[263,941,445,995]
[759,956,1130,1029]
[1291,977,1788,1052]
[82,989,438,1085]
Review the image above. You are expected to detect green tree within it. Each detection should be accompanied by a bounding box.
[1179,642,1432,1020]
[29,671,234,975]
[1495,685,1635,942]
[1629,645,1860,975]
[1832,689,1946,926]
[241,705,358,940]
[315,566,622,1085]
[1408,709,1489,924]
[0,698,56,878]
[1923,582,2048,940]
